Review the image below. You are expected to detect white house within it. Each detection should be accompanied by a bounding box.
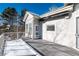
[40,3,79,49]
[23,3,79,50]
[23,12,42,39]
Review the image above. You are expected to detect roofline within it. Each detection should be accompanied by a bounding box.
[40,5,74,18]
[39,11,70,21]
[23,11,40,22]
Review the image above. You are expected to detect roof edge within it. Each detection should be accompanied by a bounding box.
[40,5,73,18]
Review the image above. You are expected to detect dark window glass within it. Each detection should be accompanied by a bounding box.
[47,25,55,31]
[36,32,39,35]
[36,26,39,31]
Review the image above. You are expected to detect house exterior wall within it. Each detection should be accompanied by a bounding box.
[42,9,79,49]
[24,12,41,39]
[25,12,34,38]
[33,17,42,39]
[43,20,58,42]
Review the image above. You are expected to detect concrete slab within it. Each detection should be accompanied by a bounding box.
[22,38,79,56]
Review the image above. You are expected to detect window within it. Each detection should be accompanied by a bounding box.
[36,26,39,31]
[29,23,32,34]
[47,25,55,31]
[25,24,28,33]
[36,32,39,35]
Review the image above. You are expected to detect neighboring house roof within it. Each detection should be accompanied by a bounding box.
[40,5,73,18]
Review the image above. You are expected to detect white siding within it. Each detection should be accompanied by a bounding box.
[24,12,41,39]
[25,12,34,38]
[43,20,57,42]
[42,10,79,49]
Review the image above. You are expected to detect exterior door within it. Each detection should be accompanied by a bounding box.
[35,25,39,39]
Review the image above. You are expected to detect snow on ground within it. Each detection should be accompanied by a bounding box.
[4,39,40,56]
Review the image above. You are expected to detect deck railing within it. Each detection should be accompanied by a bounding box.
[0,32,25,55]
[0,34,5,55]
[3,32,25,40]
